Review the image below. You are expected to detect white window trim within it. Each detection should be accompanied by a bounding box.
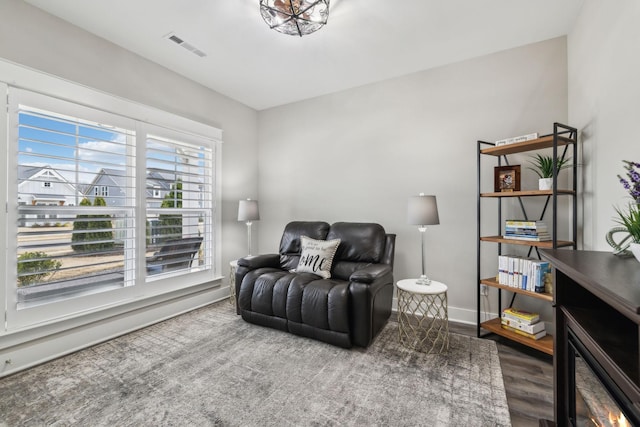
[0,59,223,333]
[0,81,8,334]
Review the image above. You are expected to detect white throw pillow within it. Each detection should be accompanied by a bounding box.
[296,236,341,279]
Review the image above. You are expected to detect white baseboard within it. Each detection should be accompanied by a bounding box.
[448,306,484,325]
[391,298,490,326]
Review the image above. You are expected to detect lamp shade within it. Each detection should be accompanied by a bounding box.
[407,194,439,226]
[238,199,260,222]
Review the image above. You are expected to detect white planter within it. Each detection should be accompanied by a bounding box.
[538,178,553,191]
[630,243,640,263]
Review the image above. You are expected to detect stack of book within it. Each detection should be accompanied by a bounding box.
[500,307,546,340]
[503,220,551,242]
[497,255,551,293]
[495,132,538,147]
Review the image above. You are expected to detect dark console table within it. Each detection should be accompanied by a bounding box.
[542,249,640,426]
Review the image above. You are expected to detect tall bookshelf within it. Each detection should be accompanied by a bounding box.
[476,123,578,355]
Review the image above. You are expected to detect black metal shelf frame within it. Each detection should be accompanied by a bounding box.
[476,122,578,343]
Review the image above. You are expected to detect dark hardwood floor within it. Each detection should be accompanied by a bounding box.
[449,321,554,426]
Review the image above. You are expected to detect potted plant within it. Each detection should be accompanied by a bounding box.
[613,160,640,262]
[528,154,572,190]
[614,203,640,262]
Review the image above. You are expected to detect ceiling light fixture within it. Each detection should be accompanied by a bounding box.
[259,0,330,37]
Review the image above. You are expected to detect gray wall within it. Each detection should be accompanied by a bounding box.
[568,0,640,250]
[0,0,258,273]
[258,37,568,323]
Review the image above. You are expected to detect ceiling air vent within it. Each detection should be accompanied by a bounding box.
[165,32,207,58]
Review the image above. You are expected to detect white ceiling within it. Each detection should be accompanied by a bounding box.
[24,0,584,110]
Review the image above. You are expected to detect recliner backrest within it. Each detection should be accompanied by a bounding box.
[277,221,395,281]
[327,222,391,281]
[279,221,330,270]
[327,222,386,264]
[381,234,396,267]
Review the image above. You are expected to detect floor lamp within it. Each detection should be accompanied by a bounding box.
[407,194,440,285]
[238,199,260,256]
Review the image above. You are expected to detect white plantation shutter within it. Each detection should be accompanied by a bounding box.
[145,128,213,277]
[15,102,136,308]
[6,87,220,328]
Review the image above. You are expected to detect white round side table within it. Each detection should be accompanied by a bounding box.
[396,278,449,354]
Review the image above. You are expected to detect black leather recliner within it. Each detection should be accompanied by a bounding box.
[235,221,395,348]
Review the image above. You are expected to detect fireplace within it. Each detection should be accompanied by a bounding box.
[541,250,640,427]
[569,330,639,426]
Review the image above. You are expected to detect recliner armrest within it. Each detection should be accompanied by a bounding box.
[237,254,280,270]
[349,264,392,284]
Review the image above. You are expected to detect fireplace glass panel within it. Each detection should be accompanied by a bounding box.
[569,331,638,427]
[575,356,629,426]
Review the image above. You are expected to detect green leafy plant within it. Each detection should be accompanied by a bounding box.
[159,180,183,243]
[528,154,572,179]
[615,202,640,243]
[87,196,115,251]
[71,197,93,252]
[17,251,62,287]
[71,197,114,252]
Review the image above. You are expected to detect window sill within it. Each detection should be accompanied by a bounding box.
[2,276,223,348]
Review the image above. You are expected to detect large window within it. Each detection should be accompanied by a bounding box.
[5,88,220,329]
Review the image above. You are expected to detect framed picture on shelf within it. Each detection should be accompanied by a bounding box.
[494,165,521,192]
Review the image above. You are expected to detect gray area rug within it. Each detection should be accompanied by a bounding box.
[0,301,511,426]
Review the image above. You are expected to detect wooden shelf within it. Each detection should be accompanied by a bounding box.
[480,235,575,248]
[480,135,575,156]
[481,189,575,197]
[480,277,553,302]
[477,124,577,359]
[481,317,554,355]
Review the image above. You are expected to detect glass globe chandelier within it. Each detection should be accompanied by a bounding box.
[259,0,330,37]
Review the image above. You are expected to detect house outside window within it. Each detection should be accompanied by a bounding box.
[5,86,220,330]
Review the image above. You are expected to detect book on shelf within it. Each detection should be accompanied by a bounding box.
[498,255,520,287]
[501,323,547,340]
[505,219,547,228]
[502,307,540,325]
[504,228,549,236]
[497,256,551,292]
[505,224,548,232]
[498,255,522,287]
[501,317,545,334]
[503,234,552,242]
[534,261,551,293]
[495,132,539,147]
[504,220,550,241]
